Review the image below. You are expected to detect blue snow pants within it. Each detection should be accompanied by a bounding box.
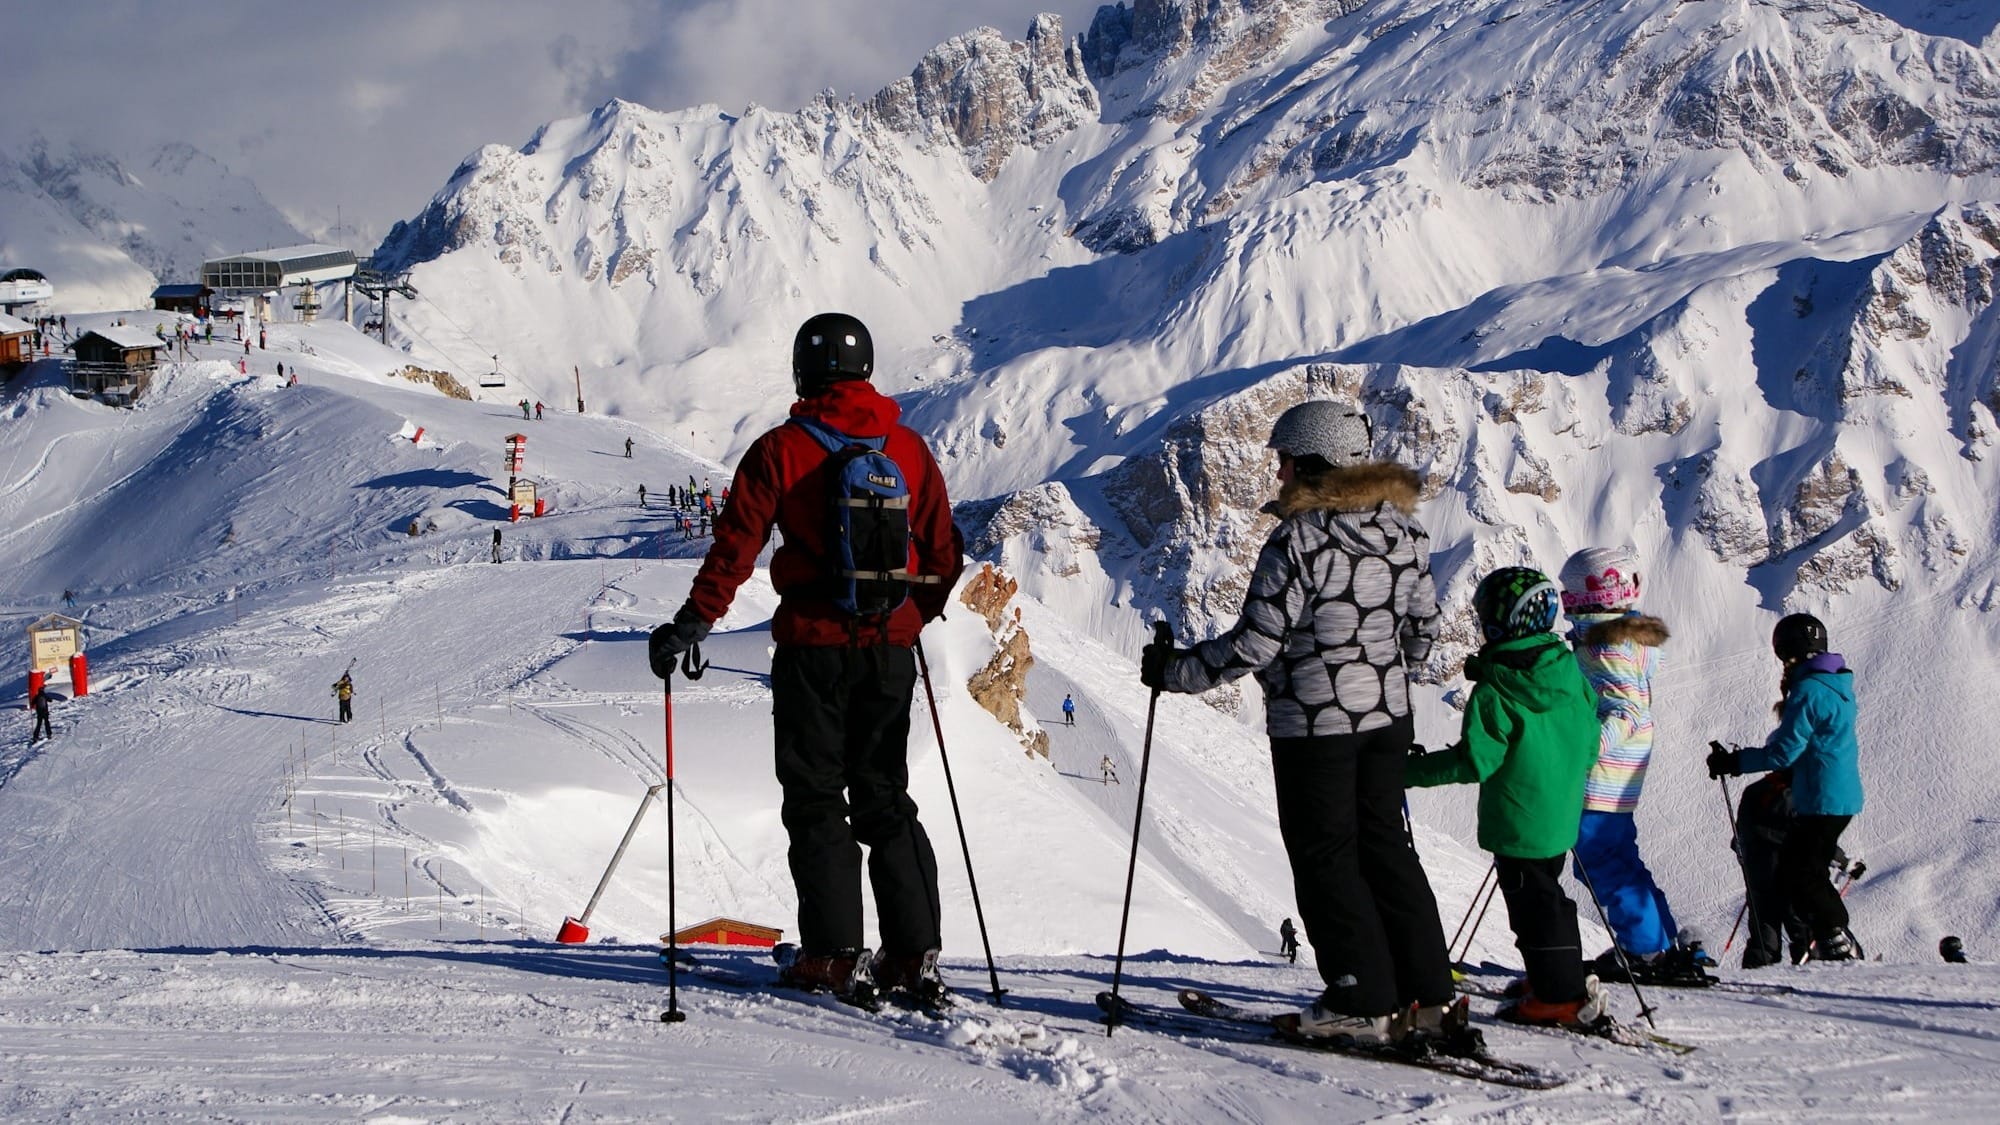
[1571,810,1677,956]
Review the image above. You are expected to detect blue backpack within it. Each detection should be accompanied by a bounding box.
[791,417,921,617]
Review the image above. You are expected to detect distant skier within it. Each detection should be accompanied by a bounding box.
[491,528,503,564]
[519,399,531,420]
[534,401,545,420]
[61,590,76,610]
[29,686,53,744]
[332,673,354,724]
[1708,614,1863,963]
[1280,918,1300,963]
[1099,754,1117,786]
[407,519,420,537]
[258,326,266,349]
[275,361,284,381]
[1062,693,1076,726]
[638,484,648,508]
[624,437,634,458]
[1941,936,1968,964]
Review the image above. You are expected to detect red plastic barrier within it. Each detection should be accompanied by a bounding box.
[410,427,424,444]
[510,504,521,523]
[28,669,45,700]
[70,653,88,697]
[533,498,546,518]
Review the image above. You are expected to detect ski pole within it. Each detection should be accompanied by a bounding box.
[915,640,1005,1005]
[659,642,707,1025]
[1722,902,1749,954]
[1573,852,1656,1028]
[1448,861,1499,966]
[1106,621,1173,1036]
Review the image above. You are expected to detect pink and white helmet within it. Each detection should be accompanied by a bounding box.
[1559,546,1641,613]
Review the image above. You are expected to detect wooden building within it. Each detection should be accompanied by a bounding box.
[151,283,214,314]
[0,312,30,366]
[667,917,785,948]
[70,327,162,404]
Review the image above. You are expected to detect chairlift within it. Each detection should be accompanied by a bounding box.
[479,354,507,389]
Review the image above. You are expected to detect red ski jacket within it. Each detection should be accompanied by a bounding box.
[682,380,964,647]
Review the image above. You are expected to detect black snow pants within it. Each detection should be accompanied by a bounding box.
[31,709,52,742]
[1778,814,1852,945]
[1495,854,1587,1004]
[1270,716,1455,1017]
[772,644,941,957]
[1735,775,1810,968]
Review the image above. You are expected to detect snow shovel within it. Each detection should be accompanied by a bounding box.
[556,782,667,943]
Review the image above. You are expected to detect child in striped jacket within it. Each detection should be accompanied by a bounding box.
[1559,548,1705,984]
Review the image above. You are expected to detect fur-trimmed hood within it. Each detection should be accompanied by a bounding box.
[1273,462,1422,517]
[1574,612,1670,648]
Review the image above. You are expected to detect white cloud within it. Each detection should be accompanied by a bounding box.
[7,1,1099,250]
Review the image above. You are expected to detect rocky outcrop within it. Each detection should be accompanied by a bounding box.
[959,564,1048,757]
[869,15,1097,181]
[396,366,472,400]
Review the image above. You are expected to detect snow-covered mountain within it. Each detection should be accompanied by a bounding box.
[0,136,304,310]
[371,0,2000,650]
[355,0,2000,971]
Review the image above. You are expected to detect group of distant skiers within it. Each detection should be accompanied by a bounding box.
[633,316,1872,1036]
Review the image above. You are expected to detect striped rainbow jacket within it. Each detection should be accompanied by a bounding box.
[1567,611,1670,813]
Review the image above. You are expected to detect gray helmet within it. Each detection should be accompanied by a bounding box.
[1268,400,1371,469]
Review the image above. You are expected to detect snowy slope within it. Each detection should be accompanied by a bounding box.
[5,319,2000,1119]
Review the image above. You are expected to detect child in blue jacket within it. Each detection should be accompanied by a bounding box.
[1708,613,1863,962]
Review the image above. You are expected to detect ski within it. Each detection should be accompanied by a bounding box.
[1095,990,1567,1090]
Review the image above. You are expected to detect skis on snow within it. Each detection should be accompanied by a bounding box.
[1093,988,1568,1089]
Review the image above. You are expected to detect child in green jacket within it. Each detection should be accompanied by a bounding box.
[1408,567,1610,1029]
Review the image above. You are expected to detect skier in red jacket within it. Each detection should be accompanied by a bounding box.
[651,313,964,1007]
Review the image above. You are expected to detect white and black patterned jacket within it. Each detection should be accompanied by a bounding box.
[1162,463,1440,739]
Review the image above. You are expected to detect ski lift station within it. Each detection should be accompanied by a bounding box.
[200,244,357,323]
[0,268,55,315]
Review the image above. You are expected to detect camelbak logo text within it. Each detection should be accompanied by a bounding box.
[868,473,897,488]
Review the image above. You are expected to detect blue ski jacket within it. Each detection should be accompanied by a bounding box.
[1736,653,1862,817]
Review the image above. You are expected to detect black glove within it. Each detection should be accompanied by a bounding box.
[1706,741,1741,779]
[649,608,710,679]
[1139,641,1175,691]
[1408,743,1426,757]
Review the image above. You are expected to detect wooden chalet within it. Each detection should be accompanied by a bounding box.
[667,917,785,948]
[0,312,30,367]
[150,283,214,314]
[71,326,162,404]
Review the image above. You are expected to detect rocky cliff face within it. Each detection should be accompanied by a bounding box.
[959,564,1049,757]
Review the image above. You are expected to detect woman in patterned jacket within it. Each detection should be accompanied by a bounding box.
[1141,399,1458,1046]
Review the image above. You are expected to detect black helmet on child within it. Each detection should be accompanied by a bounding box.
[1771,613,1828,661]
[792,313,872,397]
[1473,566,1562,644]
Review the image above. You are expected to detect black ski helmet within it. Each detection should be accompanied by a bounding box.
[1771,613,1828,662]
[792,312,872,397]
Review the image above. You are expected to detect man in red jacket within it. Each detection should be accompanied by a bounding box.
[650,313,964,1007]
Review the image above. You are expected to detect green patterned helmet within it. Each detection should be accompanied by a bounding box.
[1473,567,1562,643]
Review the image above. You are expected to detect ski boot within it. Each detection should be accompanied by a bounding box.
[1496,974,1610,1032]
[1396,995,1484,1054]
[775,945,879,1007]
[1274,999,1396,1046]
[873,949,952,1011]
